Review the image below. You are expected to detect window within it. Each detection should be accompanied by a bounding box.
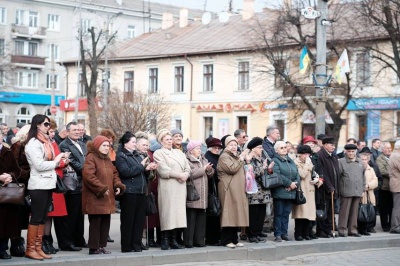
[15,71,38,88]
[237,116,247,133]
[0,7,6,24]
[0,70,4,86]
[127,25,135,38]
[15,41,38,56]
[275,119,285,141]
[79,73,86,96]
[48,14,59,30]
[175,119,182,130]
[15,40,24,55]
[15,10,24,25]
[203,64,213,92]
[204,117,213,139]
[148,68,158,93]
[356,51,371,86]
[174,66,184,92]
[124,71,134,100]
[17,106,31,124]
[0,39,4,56]
[46,74,58,89]
[238,61,249,90]
[47,44,59,60]
[27,72,37,87]
[28,11,38,27]
[28,42,37,56]
[81,19,91,33]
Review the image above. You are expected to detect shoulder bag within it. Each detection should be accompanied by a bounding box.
[358,193,375,223]
[62,165,79,191]
[261,172,283,189]
[0,175,25,205]
[187,175,200,201]
[54,174,67,193]
[293,185,307,205]
[207,177,221,216]
[315,188,327,221]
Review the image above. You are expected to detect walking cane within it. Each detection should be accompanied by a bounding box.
[331,191,336,238]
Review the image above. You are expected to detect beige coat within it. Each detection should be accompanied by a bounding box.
[154,147,191,231]
[217,150,249,227]
[389,151,400,193]
[361,165,378,206]
[292,157,316,221]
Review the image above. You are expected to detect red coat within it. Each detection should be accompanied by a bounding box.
[47,141,67,217]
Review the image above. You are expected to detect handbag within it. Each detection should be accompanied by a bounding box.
[293,186,307,205]
[62,165,79,191]
[145,192,158,216]
[186,176,200,201]
[261,172,283,190]
[358,193,375,223]
[315,191,327,221]
[0,175,25,205]
[54,174,67,193]
[207,177,221,216]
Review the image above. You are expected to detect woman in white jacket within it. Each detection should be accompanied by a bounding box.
[24,115,65,260]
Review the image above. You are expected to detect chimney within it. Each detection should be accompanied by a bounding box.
[242,0,254,20]
[162,12,174,30]
[179,8,188,28]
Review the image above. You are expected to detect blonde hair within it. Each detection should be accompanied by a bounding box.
[11,125,31,144]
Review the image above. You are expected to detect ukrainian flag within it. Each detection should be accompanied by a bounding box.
[299,46,310,74]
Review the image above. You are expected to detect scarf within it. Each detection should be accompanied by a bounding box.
[37,131,55,161]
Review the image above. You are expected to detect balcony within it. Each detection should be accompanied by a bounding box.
[11,24,47,40]
[11,55,46,69]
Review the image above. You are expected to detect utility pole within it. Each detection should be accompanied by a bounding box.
[74,0,82,122]
[103,23,110,116]
[315,0,329,137]
[50,45,55,119]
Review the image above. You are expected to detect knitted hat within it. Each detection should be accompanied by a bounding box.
[156,129,171,143]
[149,139,162,152]
[297,145,312,154]
[302,135,317,144]
[344,144,358,150]
[187,140,202,153]
[93,135,110,150]
[247,137,263,150]
[206,137,222,148]
[224,136,238,147]
[171,129,183,137]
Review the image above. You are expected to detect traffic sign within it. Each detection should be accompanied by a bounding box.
[301,6,320,19]
[50,105,57,114]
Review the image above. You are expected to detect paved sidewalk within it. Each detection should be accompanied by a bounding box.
[2,214,400,265]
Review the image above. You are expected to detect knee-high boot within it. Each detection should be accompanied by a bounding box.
[25,225,43,260]
[36,225,52,259]
[160,230,170,250]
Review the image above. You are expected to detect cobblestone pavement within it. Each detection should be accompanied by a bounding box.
[164,247,400,266]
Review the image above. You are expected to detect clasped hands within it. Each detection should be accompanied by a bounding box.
[0,173,12,185]
[177,173,189,184]
[285,182,297,191]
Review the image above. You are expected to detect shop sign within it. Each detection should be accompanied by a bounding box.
[0,92,64,105]
[347,98,400,110]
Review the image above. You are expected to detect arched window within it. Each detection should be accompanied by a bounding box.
[16,106,32,124]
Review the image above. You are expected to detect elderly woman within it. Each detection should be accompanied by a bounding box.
[246,137,273,243]
[24,114,66,260]
[217,136,250,248]
[184,140,214,248]
[0,134,22,260]
[292,145,322,241]
[358,152,378,235]
[272,140,300,242]
[204,137,223,246]
[82,136,126,255]
[171,129,185,152]
[153,129,190,250]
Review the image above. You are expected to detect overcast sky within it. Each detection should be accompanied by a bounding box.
[150,0,276,13]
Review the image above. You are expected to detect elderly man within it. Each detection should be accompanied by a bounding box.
[337,144,365,237]
[77,123,92,144]
[0,123,8,143]
[389,141,400,234]
[376,142,393,232]
[262,125,280,159]
[337,138,357,159]
[233,129,247,153]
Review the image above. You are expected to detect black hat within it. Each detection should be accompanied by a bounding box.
[360,147,372,154]
[317,134,326,140]
[247,137,263,150]
[297,145,312,154]
[220,134,231,149]
[322,136,335,144]
[206,137,223,148]
[344,144,358,150]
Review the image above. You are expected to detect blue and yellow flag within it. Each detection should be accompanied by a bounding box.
[299,46,310,74]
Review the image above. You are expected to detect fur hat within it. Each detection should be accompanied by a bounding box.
[93,135,110,150]
[344,144,358,150]
[297,145,312,154]
[247,137,263,150]
[360,147,372,154]
[170,129,183,137]
[317,134,326,140]
[322,136,335,144]
[187,140,202,153]
[206,137,223,148]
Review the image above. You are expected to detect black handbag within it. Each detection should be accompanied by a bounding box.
[146,192,158,216]
[315,188,327,221]
[62,166,79,191]
[358,193,375,223]
[207,177,221,216]
[293,186,307,205]
[54,174,67,193]
[187,176,200,201]
[261,172,283,190]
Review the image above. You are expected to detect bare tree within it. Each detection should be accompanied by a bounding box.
[98,89,172,138]
[79,26,117,135]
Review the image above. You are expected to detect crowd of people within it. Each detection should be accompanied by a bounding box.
[1,118,400,260]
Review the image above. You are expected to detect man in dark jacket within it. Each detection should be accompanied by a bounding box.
[56,121,87,251]
[262,125,280,159]
[316,136,340,238]
[376,142,392,231]
[337,144,365,237]
[78,123,92,144]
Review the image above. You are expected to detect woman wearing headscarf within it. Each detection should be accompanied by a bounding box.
[204,137,223,246]
[82,136,125,255]
[184,140,214,248]
[24,114,66,260]
[153,129,190,250]
[217,136,250,248]
[271,141,300,242]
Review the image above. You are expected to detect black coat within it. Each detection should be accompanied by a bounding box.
[115,148,147,194]
[262,137,277,159]
[317,147,340,198]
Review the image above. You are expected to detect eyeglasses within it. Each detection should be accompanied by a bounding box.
[43,122,50,127]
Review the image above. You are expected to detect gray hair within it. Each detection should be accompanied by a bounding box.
[66,121,78,131]
[274,140,286,151]
[234,129,245,138]
[266,125,279,136]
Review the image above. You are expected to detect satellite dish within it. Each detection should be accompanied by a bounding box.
[218,12,229,24]
[202,12,211,25]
